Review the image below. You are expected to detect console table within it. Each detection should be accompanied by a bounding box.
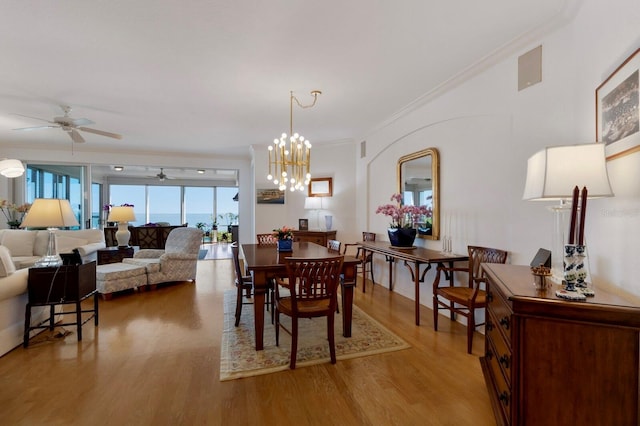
[480,263,640,425]
[97,246,138,265]
[358,241,468,325]
[24,262,98,347]
[292,230,336,246]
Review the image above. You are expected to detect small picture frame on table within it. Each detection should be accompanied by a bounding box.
[298,218,309,231]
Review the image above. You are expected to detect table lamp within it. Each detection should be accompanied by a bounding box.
[107,206,136,247]
[20,198,80,267]
[522,143,613,281]
[304,197,322,230]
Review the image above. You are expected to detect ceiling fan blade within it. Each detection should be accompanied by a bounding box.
[71,118,94,126]
[78,127,123,139]
[69,129,85,143]
[12,125,59,131]
[10,113,53,123]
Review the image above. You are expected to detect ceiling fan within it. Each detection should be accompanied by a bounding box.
[12,105,123,143]
[155,168,169,181]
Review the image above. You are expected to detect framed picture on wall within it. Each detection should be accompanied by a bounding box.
[308,177,332,197]
[256,188,285,204]
[298,218,309,230]
[596,48,640,160]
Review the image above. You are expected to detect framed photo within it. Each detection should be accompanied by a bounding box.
[596,48,640,160]
[298,218,309,231]
[256,188,285,204]
[308,177,333,197]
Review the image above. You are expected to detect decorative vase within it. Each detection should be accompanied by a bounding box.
[387,227,417,247]
[325,215,333,230]
[277,239,293,252]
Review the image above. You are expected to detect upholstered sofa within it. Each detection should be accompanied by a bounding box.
[0,229,105,268]
[0,229,105,357]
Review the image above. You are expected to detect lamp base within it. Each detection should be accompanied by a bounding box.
[34,254,63,268]
[115,222,131,247]
[32,228,62,268]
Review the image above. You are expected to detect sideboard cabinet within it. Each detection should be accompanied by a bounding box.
[292,230,336,247]
[480,263,640,425]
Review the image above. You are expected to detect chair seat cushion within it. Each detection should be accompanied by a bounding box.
[437,287,487,305]
[277,297,332,315]
[122,258,161,273]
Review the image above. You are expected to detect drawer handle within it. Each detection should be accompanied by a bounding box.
[486,321,494,331]
[485,348,494,360]
[487,292,493,302]
[499,317,510,330]
[499,354,510,369]
[499,391,510,406]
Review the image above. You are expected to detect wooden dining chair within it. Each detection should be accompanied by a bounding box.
[343,232,376,290]
[275,255,344,369]
[432,245,508,353]
[327,239,342,253]
[231,242,253,327]
[256,233,277,245]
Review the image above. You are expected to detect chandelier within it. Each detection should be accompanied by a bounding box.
[267,90,321,192]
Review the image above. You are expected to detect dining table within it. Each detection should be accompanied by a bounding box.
[358,241,469,326]
[240,241,361,351]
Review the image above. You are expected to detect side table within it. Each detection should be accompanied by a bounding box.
[97,246,138,265]
[24,261,98,347]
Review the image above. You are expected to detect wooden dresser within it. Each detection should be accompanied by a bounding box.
[480,263,640,426]
[292,230,337,246]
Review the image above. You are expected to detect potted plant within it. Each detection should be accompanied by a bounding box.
[375,193,432,247]
[272,226,294,251]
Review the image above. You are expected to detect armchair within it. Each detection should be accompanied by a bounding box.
[432,245,508,353]
[123,227,202,288]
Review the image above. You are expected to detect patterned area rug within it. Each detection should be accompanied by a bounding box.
[220,290,410,381]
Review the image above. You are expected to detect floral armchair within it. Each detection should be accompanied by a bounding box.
[123,227,202,287]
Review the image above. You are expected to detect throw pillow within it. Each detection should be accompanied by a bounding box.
[0,245,16,277]
[1,230,36,257]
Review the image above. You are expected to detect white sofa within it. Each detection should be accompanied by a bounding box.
[0,229,105,268]
[0,229,105,357]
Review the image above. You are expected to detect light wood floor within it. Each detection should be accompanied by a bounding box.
[0,260,495,426]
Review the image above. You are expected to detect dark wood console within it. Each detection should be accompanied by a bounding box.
[480,263,640,425]
[292,230,336,246]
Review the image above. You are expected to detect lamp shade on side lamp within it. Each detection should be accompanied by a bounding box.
[304,197,323,230]
[0,159,25,178]
[522,143,614,201]
[107,206,136,247]
[522,143,614,281]
[20,198,80,267]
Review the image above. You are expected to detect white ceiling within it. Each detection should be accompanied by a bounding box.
[0,1,567,162]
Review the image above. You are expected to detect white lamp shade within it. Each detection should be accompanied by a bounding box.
[0,159,25,178]
[522,143,614,200]
[107,206,136,222]
[20,198,79,228]
[304,197,322,210]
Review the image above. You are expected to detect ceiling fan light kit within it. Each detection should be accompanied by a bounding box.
[0,159,25,178]
[12,105,123,143]
[267,90,321,193]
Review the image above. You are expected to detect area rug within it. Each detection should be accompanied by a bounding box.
[220,290,410,381]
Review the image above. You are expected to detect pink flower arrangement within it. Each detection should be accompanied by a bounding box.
[272,226,294,240]
[375,193,432,229]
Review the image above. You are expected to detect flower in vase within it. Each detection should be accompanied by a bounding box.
[375,193,432,229]
[272,226,294,240]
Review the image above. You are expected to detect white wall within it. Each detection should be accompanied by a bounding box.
[359,0,640,300]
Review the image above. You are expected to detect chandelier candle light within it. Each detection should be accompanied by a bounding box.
[267,90,321,193]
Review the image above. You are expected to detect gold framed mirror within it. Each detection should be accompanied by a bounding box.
[397,148,439,240]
